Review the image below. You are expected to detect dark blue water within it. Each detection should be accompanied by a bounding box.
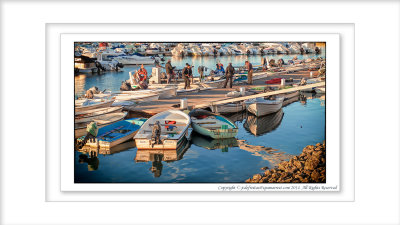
[75,95,325,183]
[75,53,325,97]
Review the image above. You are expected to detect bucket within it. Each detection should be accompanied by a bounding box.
[180,98,188,109]
[239,87,246,96]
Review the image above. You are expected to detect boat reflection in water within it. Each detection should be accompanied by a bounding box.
[244,109,284,136]
[223,112,246,123]
[77,140,136,171]
[78,154,99,171]
[134,137,190,178]
[191,134,238,152]
[237,140,292,167]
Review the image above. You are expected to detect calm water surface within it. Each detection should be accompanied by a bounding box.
[75,95,326,183]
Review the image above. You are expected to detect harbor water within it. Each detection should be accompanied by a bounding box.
[75,94,326,183]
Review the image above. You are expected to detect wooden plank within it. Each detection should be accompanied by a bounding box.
[194,82,325,109]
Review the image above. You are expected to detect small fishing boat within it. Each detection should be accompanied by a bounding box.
[211,102,246,114]
[265,78,283,84]
[134,110,191,150]
[74,112,127,138]
[278,90,300,100]
[121,87,177,99]
[244,96,284,117]
[78,118,147,149]
[135,136,190,163]
[75,99,115,113]
[114,93,159,102]
[177,88,199,94]
[189,109,238,139]
[75,106,123,120]
[202,79,225,88]
[94,92,159,102]
[244,109,284,136]
[113,55,155,65]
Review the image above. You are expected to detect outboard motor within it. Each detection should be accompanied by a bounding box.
[151,121,162,147]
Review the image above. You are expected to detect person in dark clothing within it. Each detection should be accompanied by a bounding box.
[182,63,192,89]
[223,63,235,88]
[165,60,175,84]
[198,65,205,82]
[246,61,253,85]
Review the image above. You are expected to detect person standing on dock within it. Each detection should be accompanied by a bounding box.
[165,59,175,84]
[262,57,268,71]
[183,63,192,89]
[198,65,205,83]
[223,63,235,88]
[246,61,253,85]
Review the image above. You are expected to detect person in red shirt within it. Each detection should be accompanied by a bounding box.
[138,64,148,81]
[137,64,148,89]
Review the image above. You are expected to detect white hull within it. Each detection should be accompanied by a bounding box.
[134,110,191,150]
[122,87,177,99]
[245,97,284,117]
[74,99,115,112]
[114,56,155,65]
[211,103,246,114]
[202,80,225,88]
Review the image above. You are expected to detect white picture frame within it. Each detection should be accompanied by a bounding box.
[1,1,399,225]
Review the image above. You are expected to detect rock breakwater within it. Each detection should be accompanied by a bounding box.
[246,141,326,183]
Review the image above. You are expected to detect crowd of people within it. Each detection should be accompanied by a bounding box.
[125,56,298,91]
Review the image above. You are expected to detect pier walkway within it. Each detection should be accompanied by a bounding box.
[125,62,325,115]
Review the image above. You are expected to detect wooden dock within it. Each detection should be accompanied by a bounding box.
[125,61,325,115]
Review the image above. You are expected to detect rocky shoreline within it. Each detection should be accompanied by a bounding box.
[246,141,326,183]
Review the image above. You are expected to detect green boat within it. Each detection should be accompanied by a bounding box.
[189,109,238,139]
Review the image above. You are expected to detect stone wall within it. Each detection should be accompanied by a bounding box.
[246,141,326,183]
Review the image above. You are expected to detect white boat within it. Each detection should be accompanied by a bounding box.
[114,93,159,102]
[74,112,128,138]
[113,55,155,65]
[94,92,160,102]
[75,106,123,119]
[202,79,225,88]
[145,48,160,54]
[75,99,115,112]
[134,110,191,150]
[211,102,246,114]
[121,87,177,99]
[244,97,284,117]
[177,88,199,94]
